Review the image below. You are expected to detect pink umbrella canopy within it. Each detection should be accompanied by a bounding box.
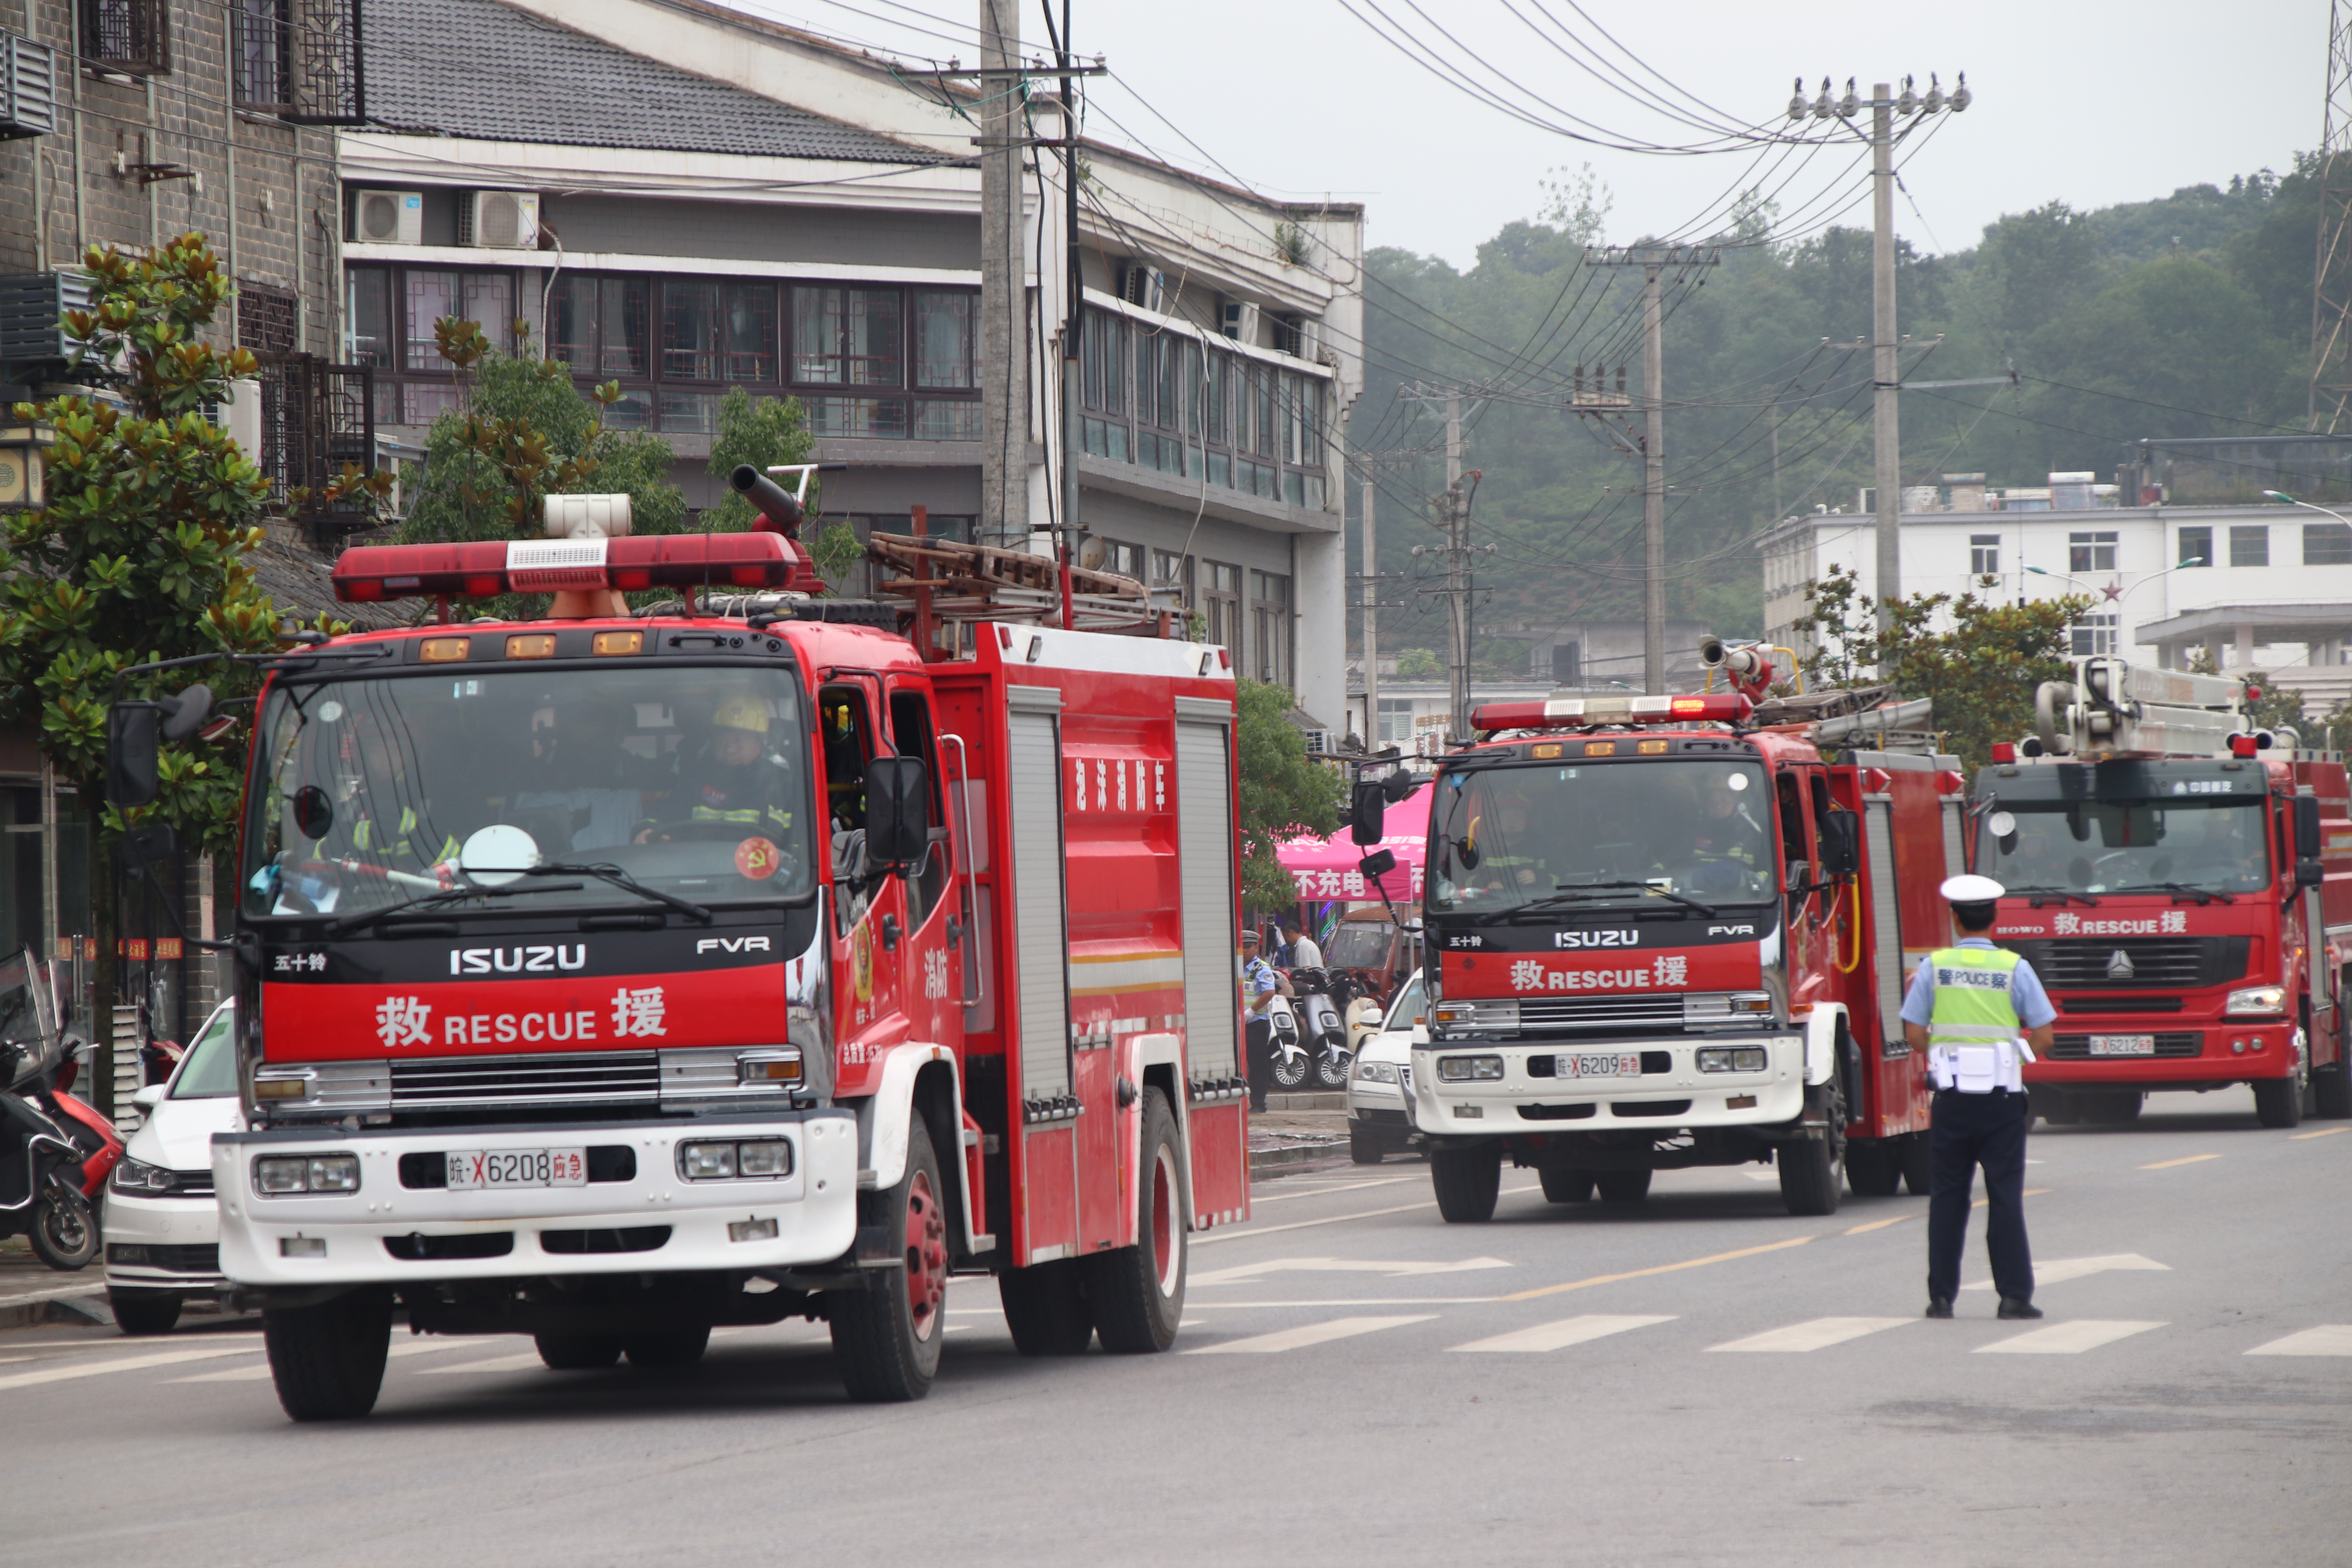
[1276,782,1430,902]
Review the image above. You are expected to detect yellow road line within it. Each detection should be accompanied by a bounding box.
[2289,1127,2348,1141]
[1844,1214,1915,1235]
[1974,1187,2052,1209]
[2140,1154,2222,1170]
[1499,1234,1817,1303]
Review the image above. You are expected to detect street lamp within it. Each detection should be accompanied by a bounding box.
[2265,489,2352,531]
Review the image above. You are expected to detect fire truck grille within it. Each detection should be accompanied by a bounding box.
[1515,996,1689,1032]
[389,1052,662,1110]
[2046,1033,2204,1060]
[2004,936,2247,991]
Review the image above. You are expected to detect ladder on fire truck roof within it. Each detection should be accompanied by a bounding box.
[862,532,1169,639]
[1752,684,1944,758]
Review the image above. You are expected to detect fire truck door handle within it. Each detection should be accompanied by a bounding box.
[881,914,900,951]
[945,916,962,947]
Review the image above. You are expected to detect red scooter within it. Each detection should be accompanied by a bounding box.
[0,949,117,1270]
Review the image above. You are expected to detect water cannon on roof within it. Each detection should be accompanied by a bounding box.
[2027,656,2253,761]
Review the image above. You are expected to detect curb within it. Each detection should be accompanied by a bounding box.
[1249,1139,1351,1178]
[0,1283,110,1332]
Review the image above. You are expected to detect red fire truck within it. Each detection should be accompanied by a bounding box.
[105,490,1250,1421]
[1971,657,2352,1127]
[1376,650,1963,1220]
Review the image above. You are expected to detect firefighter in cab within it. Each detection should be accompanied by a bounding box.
[640,693,797,849]
[1901,875,2056,1321]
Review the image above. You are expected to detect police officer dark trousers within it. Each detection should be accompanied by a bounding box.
[1901,876,2058,1321]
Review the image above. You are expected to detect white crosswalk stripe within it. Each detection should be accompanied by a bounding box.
[1450,1315,1675,1353]
[1706,1317,1910,1354]
[2245,1325,2352,1356]
[170,1337,476,1383]
[0,1343,256,1392]
[420,1350,558,1375]
[1976,1320,2166,1355]
[1187,1315,1434,1354]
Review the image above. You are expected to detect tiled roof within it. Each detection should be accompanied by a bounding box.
[361,0,947,165]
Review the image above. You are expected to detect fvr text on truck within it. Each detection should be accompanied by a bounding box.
[105,488,1251,1421]
[1375,646,1965,1221]
[1971,656,2352,1128]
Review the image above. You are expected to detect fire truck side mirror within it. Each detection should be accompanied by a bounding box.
[1817,812,1860,878]
[2295,795,2323,861]
[107,704,161,809]
[1359,848,1397,880]
[1350,778,1388,846]
[865,755,931,867]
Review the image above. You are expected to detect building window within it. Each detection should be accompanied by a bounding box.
[344,270,391,368]
[661,280,776,383]
[913,291,975,388]
[1151,549,1192,610]
[2068,531,2118,573]
[2305,523,2352,567]
[1201,561,1242,653]
[2230,524,2270,568]
[82,0,168,77]
[2070,613,2119,657]
[792,286,901,387]
[232,0,363,122]
[239,281,298,356]
[1250,570,1290,687]
[1552,642,1582,685]
[1377,697,1414,744]
[2178,525,2212,568]
[1969,534,2000,576]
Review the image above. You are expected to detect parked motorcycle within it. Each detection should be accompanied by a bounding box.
[1287,967,1359,1091]
[0,950,103,1270]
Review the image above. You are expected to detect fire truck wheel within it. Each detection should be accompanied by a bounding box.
[2316,1064,2352,1120]
[264,1288,393,1422]
[1538,1167,1594,1203]
[623,1325,710,1368]
[2252,1076,2304,1129]
[107,1288,182,1336]
[1349,1122,1387,1165]
[1777,1134,1842,1217]
[831,1119,947,1401]
[1431,1143,1501,1223]
[1088,1088,1187,1354]
[1845,1141,1902,1198]
[998,1258,1094,1355]
[2084,1091,2145,1126]
[535,1334,623,1370]
[2036,1089,2083,1126]
[1898,1135,1932,1196]
[1595,1168,1652,1203]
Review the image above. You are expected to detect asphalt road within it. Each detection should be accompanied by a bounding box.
[3,1087,2347,1568]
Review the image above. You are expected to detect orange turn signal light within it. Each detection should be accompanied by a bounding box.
[418,638,471,663]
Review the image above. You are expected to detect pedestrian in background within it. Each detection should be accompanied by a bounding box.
[1240,931,1281,1112]
[1902,875,2055,1321]
[1279,915,1323,971]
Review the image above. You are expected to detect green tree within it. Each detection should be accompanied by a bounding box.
[1791,564,2089,767]
[1235,677,1346,913]
[703,386,816,532]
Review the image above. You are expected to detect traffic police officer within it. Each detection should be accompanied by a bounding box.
[1900,875,2056,1320]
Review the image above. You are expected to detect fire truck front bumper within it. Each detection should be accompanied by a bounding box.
[211,1110,858,1286]
[2029,1021,2300,1085]
[1409,1033,1809,1133]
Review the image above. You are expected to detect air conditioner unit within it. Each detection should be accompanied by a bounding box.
[460,190,539,250]
[201,378,264,457]
[1270,314,1304,358]
[353,189,424,246]
[1220,300,1256,342]
[1118,262,1167,311]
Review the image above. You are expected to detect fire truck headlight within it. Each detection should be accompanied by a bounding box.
[2225,986,2287,1016]
[735,1140,794,1177]
[1437,1054,1504,1083]
[253,1153,359,1194]
[307,1156,361,1192]
[1697,1047,1769,1074]
[678,1142,737,1180]
[253,1071,313,1102]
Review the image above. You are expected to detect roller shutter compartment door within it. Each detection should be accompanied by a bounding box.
[1006,708,1073,1100]
[1940,793,1966,880]
[1176,716,1239,1080]
[1864,798,1906,1040]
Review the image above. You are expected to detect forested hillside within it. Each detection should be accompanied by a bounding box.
[1356,158,2322,672]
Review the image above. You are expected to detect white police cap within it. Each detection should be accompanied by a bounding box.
[1939,874,2005,903]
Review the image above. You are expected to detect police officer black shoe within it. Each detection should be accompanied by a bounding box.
[1996,1298,2043,1320]
[1925,1297,1954,1319]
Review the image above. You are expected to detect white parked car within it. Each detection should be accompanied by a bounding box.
[103,1000,239,1335]
[1346,970,1425,1165]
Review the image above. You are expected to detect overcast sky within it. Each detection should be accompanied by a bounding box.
[748,0,2327,267]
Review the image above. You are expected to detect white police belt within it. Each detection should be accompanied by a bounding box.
[1927,1029,2035,1094]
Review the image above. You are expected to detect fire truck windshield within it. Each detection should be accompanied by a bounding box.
[241,664,814,920]
[1976,795,2272,897]
[1428,758,1773,914]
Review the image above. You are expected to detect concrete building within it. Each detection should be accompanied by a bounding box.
[339,0,1363,728]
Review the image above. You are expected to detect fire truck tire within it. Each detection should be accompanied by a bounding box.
[2036,1089,2082,1126]
[1538,1167,1594,1203]
[107,1288,182,1336]
[624,1325,710,1368]
[2316,1064,2352,1120]
[1898,1135,1932,1196]
[1349,1122,1387,1165]
[2084,1091,2145,1126]
[831,1119,947,1402]
[1087,1089,1187,1354]
[264,1288,392,1422]
[1777,1135,1842,1217]
[2252,1076,2304,1129]
[1431,1144,1501,1223]
[1594,1168,1652,1203]
[998,1259,1094,1355]
[535,1334,623,1370]
[1845,1141,1901,1197]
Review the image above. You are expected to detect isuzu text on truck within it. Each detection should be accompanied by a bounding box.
[1971,656,2352,1128]
[1368,646,1964,1221]
[105,483,1251,1420]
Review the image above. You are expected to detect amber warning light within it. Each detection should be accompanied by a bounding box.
[1472,692,1751,731]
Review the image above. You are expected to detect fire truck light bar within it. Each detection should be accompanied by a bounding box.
[331,533,814,602]
[1473,692,1752,731]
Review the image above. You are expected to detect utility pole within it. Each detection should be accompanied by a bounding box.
[1584,246,1719,695]
[2311,1,2352,430]
[1047,0,1080,629]
[976,0,1027,549]
[1445,395,1468,736]
[1787,73,1970,608]
[1360,469,1379,748]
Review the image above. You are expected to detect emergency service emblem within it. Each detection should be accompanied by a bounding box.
[852,919,875,1003]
